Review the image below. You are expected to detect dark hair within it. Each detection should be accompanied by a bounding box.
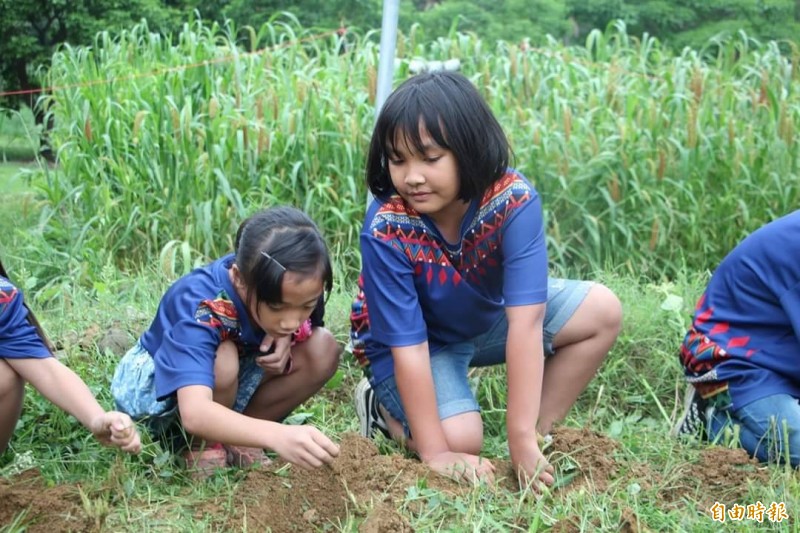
[233,206,333,307]
[365,70,510,201]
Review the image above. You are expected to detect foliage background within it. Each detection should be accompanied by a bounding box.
[6,19,794,296]
[3,0,800,109]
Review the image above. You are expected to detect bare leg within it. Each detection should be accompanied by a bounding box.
[382,407,484,455]
[538,284,622,434]
[183,341,239,454]
[243,328,340,421]
[0,359,26,453]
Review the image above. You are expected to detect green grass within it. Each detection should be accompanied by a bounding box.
[0,107,39,161]
[0,138,36,161]
[0,163,30,189]
[2,267,798,531]
[0,162,48,278]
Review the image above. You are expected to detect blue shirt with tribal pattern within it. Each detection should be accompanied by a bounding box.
[350,169,548,386]
[679,210,800,409]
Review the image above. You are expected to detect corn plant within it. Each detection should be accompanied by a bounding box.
[40,17,374,282]
[37,19,800,285]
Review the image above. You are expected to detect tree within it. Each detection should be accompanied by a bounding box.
[0,0,193,157]
[566,0,800,51]
[223,0,384,33]
[402,0,570,45]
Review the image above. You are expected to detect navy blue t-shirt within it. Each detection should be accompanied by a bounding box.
[0,276,51,359]
[680,210,800,409]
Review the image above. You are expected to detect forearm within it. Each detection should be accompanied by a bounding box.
[505,311,545,441]
[9,357,105,429]
[392,344,450,460]
[506,338,543,438]
[178,388,286,450]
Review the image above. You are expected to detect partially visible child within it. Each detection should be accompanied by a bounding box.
[112,206,340,476]
[349,71,622,486]
[0,261,141,455]
[675,209,800,468]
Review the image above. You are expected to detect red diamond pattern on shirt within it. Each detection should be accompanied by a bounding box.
[727,336,751,350]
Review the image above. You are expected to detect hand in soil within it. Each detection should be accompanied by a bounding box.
[425,451,495,485]
[511,439,554,492]
[255,334,293,375]
[273,425,339,469]
[90,411,142,454]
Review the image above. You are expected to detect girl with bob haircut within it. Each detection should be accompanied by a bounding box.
[351,71,622,486]
[113,206,340,477]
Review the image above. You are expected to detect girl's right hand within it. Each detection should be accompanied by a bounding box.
[272,425,339,469]
[425,451,495,484]
[255,334,293,375]
[89,411,142,454]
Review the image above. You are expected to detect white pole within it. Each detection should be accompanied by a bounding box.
[367,0,400,208]
[375,0,400,120]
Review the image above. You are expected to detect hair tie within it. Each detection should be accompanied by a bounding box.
[261,251,286,272]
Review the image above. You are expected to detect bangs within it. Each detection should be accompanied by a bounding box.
[244,229,333,307]
[381,91,450,157]
[249,254,285,305]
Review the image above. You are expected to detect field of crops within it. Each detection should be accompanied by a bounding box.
[14,18,794,288]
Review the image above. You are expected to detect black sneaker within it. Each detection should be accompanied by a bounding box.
[355,378,391,440]
[672,385,710,439]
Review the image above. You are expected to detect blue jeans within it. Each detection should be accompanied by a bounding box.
[373,278,593,437]
[708,394,800,467]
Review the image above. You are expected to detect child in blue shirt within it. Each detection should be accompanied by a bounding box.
[675,209,800,467]
[112,206,340,476]
[1,264,141,456]
[350,71,623,486]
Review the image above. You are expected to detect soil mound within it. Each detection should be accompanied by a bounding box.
[0,469,94,532]
[0,428,774,531]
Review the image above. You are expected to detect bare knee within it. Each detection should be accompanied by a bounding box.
[552,283,622,354]
[292,328,340,385]
[589,284,623,337]
[441,412,484,455]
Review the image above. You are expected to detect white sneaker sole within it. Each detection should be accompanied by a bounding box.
[354,377,372,438]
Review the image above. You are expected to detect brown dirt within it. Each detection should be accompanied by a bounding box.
[0,469,95,532]
[217,433,457,532]
[547,426,622,492]
[0,428,775,531]
[359,502,414,533]
[661,446,770,509]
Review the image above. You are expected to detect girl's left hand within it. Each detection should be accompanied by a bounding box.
[255,334,293,375]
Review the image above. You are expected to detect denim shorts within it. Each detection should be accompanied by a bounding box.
[372,277,593,436]
[111,341,265,439]
[708,393,800,467]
